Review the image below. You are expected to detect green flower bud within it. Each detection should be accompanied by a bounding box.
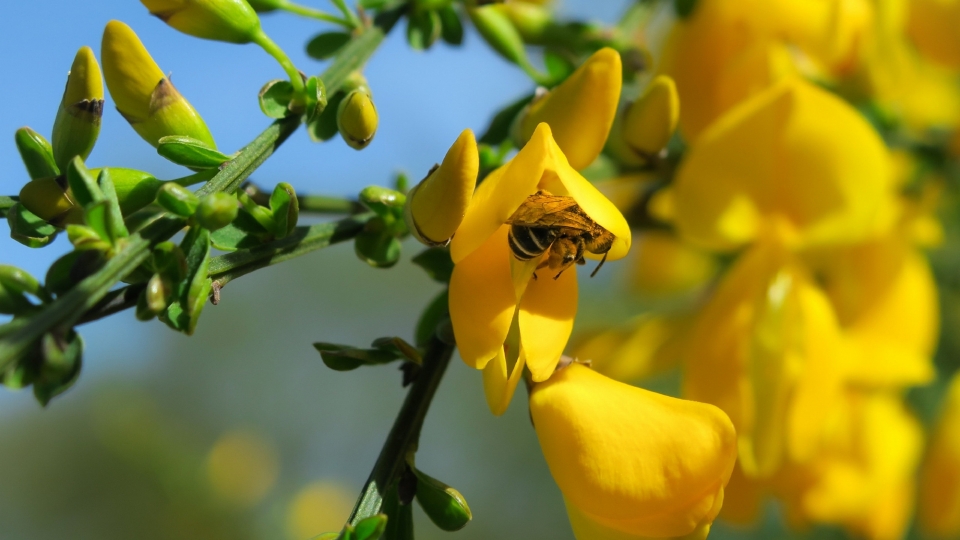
[0,266,41,315]
[91,168,165,216]
[269,182,298,238]
[468,5,531,70]
[19,176,76,225]
[102,20,216,148]
[15,127,59,180]
[52,46,104,171]
[66,224,111,251]
[34,330,83,406]
[196,192,239,231]
[494,3,552,44]
[246,0,282,12]
[145,273,173,315]
[141,0,263,44]
[337,86,378,150]
[414,468,472,531]
[157,182,200,216]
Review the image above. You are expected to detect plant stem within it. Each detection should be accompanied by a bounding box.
[208,214,371,287]
[0,195,17,216]
[171,168,219,187]
[252,30,307,100]
[280,0,353,27]
[347,333,455,525]
[329,0,363,30]
[299,194,363,214]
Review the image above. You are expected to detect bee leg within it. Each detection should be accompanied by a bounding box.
[590,252,609,278]
[576,257,586,266]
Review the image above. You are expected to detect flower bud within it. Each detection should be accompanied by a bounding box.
[52,46,104,171]
[494,3,552,44]
[196,192,238,231]
[141,0,263,44]
[246,0,282,12]
[145,273,172,315]
[530,364,736,539]
[337,87,378,150]
[414,468,472,531]
[468,5,532,71]
[404,129,478,245]
[517,48,622,170]
[621,75,679,160]
[101,20,216,148]
[157,182,200,216]
[19,176,76,225]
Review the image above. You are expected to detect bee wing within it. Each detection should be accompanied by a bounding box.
[507,194,585,227]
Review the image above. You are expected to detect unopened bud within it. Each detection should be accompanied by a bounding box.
[337,87,378,150]
[94,167,165,216]
[468,6,531,70]
[621,75,679,160]
[414,468,472,531]
[101,20,216,148]
[52,46,104,171]
[246,0,282,12]
[517,47,622,170]
[495,3,552,44]
[145,273,172,315]
[157,182,200,216]
[141,0,263,44]
[19,177,75,224]
[404,129,478,245]
[196,192,238,231]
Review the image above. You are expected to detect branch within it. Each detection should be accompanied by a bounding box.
[347,333,456,525]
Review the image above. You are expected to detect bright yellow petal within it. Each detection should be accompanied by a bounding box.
[920,374,960,538]
[531,364,737,538]
[520,48,622,170]
[565,497,715,540]
[482,347,527,416]
[519,263,578,382]
[449,226,516,369]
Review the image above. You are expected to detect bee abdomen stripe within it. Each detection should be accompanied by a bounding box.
[509,226,552,260]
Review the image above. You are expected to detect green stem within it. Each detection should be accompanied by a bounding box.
[330,0,363,30]
[0,195,18,216]
[209,214,371,287]
[252,30,307,100]
[171,168,218,187]
[279,0,352,27]
[298,194,362,214]
[347,333,455,525]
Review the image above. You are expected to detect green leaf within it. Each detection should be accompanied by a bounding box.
[161,227,211,335]
[479,93,533,145]
[157,135,232,169]
[34,330,84,406]
[674,0,698,18]
[407,9,442,50]
[411,247,453,283]
[7,203,58,248]
[270,182,299,238]
[355,227,401,268]
[15,127,59,180]
[438,5,463,45]
[97,169,129,240]
[83,201,112,244]
[156,183,201,217]
[371,336,422,364]
[305,76,329,123]
[354,514,388,540]
[209,222,264,251]
[259,79,295,119]
[309,91,346,142]
[414,468,472,531]
[45,249,106,297]
[307,32,352,60]
[65,156,103,207]
[544,50,574,84]
[415,290,448,347]
[313,342,401,371]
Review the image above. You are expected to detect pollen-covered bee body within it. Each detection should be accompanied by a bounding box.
[506,190,616,278]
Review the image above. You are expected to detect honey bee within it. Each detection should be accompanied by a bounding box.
[506,190,616,279]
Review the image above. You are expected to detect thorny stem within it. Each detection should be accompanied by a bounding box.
[347,332,455,526]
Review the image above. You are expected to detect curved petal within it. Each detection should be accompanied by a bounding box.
[520,263,578,382]
[565,498,715,540]
[449,226,516,369]
[482,347,527,416]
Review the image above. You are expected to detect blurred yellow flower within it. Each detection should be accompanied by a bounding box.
[530,363,737,540]
[286,481,354,540]
[101,20,216,148]
[620,75,680,161]
[449,123,630,414]
[907,0,960,69]
[670,78,894,252]
[571,313,691,383]
[629,231,717,297]
[205,428,279,507]
[920,373,960,538]
[517,47,622,170]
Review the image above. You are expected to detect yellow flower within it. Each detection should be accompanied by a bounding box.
[449,123,630,414]
[571,313,690,383]
[517,48,622,170]
[405,129,479,245]
[776,391,922,540]
[670,78,894,252]
[530,363,737,540]
[205,428,279,507]
[920,373,960,538]
[683,239,847,479]
[141,0,262,44]
[907,0,960,69]
[629,231,717,297]
[620,75,680,161]
[101,20,216,148]
[337,87,378,150]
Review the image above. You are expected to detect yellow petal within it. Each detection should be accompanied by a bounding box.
[571,313,691,383]
[519,262,577,382]
[920,373,960,538]
[621,75,680,159]
[531,364,737,538]
[482,347,527,416]
[565,497,715,540]
[629,231,717,296]
[673,78,893,251]
[408,129,479,244]
[102,20,166,121]
[448,226,516,370]
[519,48,622,170]
[907,0,960,69]
[141,0,262,44]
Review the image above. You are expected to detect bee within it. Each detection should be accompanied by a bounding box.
[506,190,616,279]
